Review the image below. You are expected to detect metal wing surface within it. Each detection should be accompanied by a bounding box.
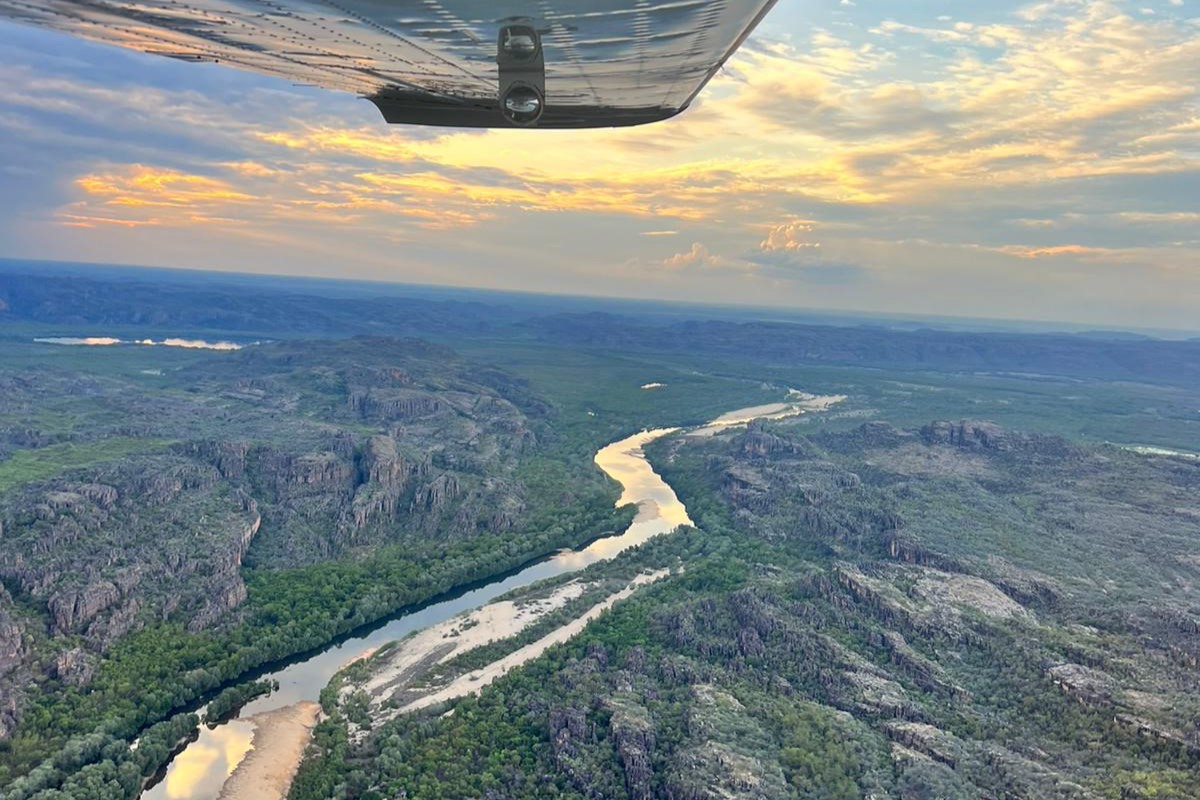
[0,0,777,127]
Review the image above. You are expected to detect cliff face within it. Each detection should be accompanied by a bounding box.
[919,420,1084,460]
[1,470,264,640]
[347,389,444,421]
[0,337,546,740]
[47,581,120,633]
[0,588,27,737]
[348,435,414,529]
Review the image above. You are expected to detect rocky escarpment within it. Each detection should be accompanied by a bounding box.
[241,424,522,564]
[1,469,264,641]
[0,464,263,741]
[176,440,251,479]
[0,589,27,738]
[347,435,417,529]
[664,417,1200,763]
[920,419,1085,461]
[190,340,543,568]
[347,389,444,421]
[0,337,552,741]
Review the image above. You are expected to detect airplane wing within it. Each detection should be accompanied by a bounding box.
[0,0,777,128]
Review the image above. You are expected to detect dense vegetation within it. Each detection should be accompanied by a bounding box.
[4,712,198,800]
[203,680,276,726]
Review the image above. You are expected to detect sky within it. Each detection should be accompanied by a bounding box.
[0,0,1197,331]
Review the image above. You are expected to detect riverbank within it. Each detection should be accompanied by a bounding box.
[140,508,638,800]
[209,570,675,799]
[216,702,320,800]
[340,567,671,737]
[402,568,669,713]
[688,393,846,436]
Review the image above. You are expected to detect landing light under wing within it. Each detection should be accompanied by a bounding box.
[0,0,778,128]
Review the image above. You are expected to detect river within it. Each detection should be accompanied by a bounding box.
[143,426,693,800]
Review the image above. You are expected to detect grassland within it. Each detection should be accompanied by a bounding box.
[0,438,173,493]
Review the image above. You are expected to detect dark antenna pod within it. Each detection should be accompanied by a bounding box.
[497,24,545,126]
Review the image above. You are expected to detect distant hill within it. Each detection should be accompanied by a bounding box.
[4,266,1199,389]
[522,312,1200,390]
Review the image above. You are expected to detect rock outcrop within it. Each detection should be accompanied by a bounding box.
[608,698,656,800]
[347,436,414,529]
[348,388,444,421]
[921,420,1083,460]
[50,648,96,686]
[0,592,25,679]
[47,581,121,633]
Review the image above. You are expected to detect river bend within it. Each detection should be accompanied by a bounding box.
[144,426,691,799]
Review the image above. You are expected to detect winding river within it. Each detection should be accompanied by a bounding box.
[144,426,693,800]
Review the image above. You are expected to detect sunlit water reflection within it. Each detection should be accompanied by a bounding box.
[151,720,253,800]
[34,337,247,350]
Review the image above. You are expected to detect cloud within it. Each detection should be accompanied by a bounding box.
[749,219,866,283]
[77,166,253,207]
[56,165,255,229]
[1116,211,1200,225]
[37,3,1198,238]
[652,223,867,286]
[759,220,822,253]
[661,242,750,273]
[997,244,1111,259]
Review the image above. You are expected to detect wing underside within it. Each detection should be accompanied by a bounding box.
[0,0,777,128]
